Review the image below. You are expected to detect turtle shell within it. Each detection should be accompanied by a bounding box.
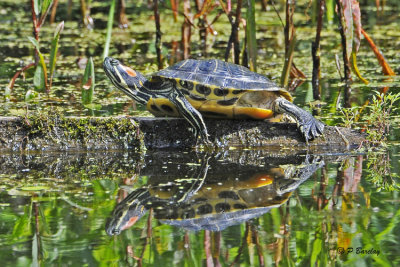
[147,59,293,120]
[158,185,292,231]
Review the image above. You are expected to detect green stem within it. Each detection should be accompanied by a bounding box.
[103,0,116,59]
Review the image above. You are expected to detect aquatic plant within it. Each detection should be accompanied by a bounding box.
[340,91,400,145]
[6,0,66,100]
[81,57,95,106]
[340,106,360,129]
[309,0,396,108]
[27,21,64,94]
[363,92,400,145]
[366,152,400,192]
[6,0,54,98]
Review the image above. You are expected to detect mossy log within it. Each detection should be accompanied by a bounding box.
[0,116,364,152]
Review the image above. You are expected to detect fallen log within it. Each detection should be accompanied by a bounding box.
[0,115,364,152]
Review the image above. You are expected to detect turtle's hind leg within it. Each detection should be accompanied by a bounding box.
[273,98,325,141]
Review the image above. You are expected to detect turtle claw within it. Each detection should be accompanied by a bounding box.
[193,129,212,147]
[197,138,212,147]
[298,114,325,141]
[273,98,324,143]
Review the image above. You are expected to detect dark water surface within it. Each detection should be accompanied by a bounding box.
[0,149,399,266]
[0,0,400,266]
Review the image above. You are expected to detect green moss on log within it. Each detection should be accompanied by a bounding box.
[22,111,144,151]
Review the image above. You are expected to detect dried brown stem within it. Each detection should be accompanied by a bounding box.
[218,0,233,24]
[284,0,295,55]
[232,0,242,64]
[312,0,325,100]
[10,0,46,94]
[316,166,329,210]
[204,230,213,266]
[361,28,395,76]
[213,232,221,264]
[8,62,36,91]
[136,208,153,267]
[34,202,42,261]
[195,0,208,56]
[80,0,87,24]
[50,0,59,24]
[252,225,265,267]
[184,231,190,250]
[280,0,298,87]
[67,0,73,19]
[332,165,344,206]
[80,0,93,28]
[229,222,250,267]
[117,0,129,28]
[224,0,242,63]
[280,30,296,87]
[284,0,289,53]
[171,0,178,21]
[181,0,192,59]
[30,0,39,63]
[261,0,268,11]
[335,0,352,107]
[153,0,163,69]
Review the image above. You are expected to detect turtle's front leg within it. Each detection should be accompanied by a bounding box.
[273,98,325,141]
[169,90,210,144]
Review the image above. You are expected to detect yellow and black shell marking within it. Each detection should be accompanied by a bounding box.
[147,59,293,120]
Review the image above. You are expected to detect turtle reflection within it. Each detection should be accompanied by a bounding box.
[106,155,324,235]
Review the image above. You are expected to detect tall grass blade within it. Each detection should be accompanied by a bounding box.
[82,57,95,105]
[246,0,257,71]
[326,0,335,24]
[280,34,296,88]
[28,36,49,92]
[33,0,40,16]
[103,0,116,59]
[41,0,53,17]
[33,65,45,92]
[49,21,64,88]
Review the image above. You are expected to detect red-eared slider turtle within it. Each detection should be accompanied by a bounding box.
[105,156,324,234]
[103,57,324,142]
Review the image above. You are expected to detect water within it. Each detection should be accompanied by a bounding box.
[0,0,400,266]
[0,150,399,265]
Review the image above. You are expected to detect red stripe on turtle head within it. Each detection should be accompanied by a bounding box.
[123,66,137,77]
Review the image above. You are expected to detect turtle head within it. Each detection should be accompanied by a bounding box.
[105,189,149,236]
[105,203,146,236]
[103,57,148,103]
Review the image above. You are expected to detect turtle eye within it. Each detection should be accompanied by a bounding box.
[123,66,137,77]
[109,58,119,65]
